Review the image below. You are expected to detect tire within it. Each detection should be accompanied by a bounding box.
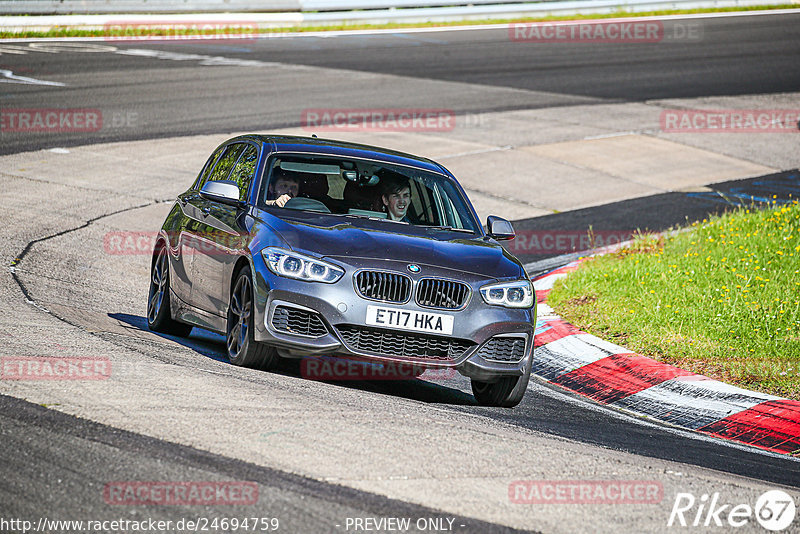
[471,357,532,408]
[227,267,279,370]
[147,246,193,337]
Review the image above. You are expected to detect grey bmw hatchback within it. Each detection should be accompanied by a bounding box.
[147,135,536,407]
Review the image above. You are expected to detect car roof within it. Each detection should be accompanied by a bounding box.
[232,134,449,176]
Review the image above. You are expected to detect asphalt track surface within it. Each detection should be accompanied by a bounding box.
[0,394,527,533]
[2,11,800,532]
[1,13,799,155]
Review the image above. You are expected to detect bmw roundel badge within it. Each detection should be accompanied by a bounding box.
[407,264,421,273]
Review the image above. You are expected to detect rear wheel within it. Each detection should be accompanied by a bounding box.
[471,358,532,408]
[227,267,278,370]
[147,246,193,337]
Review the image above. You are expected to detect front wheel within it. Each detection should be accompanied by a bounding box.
[471,358,531,408]
[227,267,278,370]
[147,246,193,337]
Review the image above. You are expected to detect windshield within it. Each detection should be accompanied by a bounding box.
[258,153,480,233]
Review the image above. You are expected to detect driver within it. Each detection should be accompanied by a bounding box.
[381,176,413,222]
[265,170,300,207]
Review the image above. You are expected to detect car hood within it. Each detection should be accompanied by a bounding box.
[256,212,523,280]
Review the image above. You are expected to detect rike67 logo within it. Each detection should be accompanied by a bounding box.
[668,490,796,531]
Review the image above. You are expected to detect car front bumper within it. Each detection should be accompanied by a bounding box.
[250,254,536,381]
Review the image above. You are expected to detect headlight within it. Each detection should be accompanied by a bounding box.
[262,247,344,283]
[480,279,534,308]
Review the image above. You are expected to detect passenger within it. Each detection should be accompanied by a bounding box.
[380,175,413,223]
[298,172,343,212]
[343,181,381,213]
[264,170,300,207]
[299,173,329,200]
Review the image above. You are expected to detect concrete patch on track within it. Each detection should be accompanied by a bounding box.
[523,134,773,195]
[252,93,795,222]
[655,92,800,171]
[512,169,800,266]
[246,114,784,223]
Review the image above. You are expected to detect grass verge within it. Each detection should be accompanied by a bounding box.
[1,4,797,39]
[548,201,800,399]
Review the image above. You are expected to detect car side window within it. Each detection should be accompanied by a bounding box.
[193,146,225,190]
[228,144,258,202]
[202,143,246,188]
[411,179,438,226]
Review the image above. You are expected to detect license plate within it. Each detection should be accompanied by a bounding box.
[365,305,454,336]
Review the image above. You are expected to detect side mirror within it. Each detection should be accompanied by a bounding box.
[486,215,515,241]
[199,180,242,207]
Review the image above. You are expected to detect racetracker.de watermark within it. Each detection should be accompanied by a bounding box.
[660,109,800,133]
[300,357,457,381]
[1,356,111,381]
[302,109,456,132]
[103,21,260,42]
[509,19,702,43]
[103,481,259,506]
[509,480,663,504]
[103,231,249,256]
[0,109,101,133]
[0,108,140,133]
[506,230,633,255]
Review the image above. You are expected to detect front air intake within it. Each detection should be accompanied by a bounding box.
[354,271,412,304]
[415,278,470,309]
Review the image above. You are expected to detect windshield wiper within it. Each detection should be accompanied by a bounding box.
[343,213,383,221]
[420,225,475,234]
[344,213,412,224]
